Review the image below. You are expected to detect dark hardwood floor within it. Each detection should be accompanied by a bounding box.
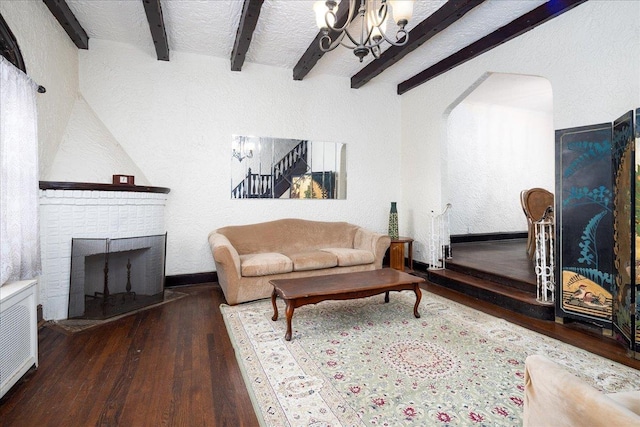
[0,284,259,427]
[1,265,639,426]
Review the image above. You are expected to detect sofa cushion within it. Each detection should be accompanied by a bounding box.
[239,253,293,277]
[287,251,338,272]
[217,219,358,255]
[320,248,375,267]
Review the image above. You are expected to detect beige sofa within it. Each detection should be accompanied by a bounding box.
[523,354,640,426]
[208,218,390,305]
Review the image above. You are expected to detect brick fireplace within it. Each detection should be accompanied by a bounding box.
[39,182,169,320]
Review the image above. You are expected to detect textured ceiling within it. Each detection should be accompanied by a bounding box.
[65,0,550,88]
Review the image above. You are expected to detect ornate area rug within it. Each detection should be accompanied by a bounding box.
[221,291,640,426]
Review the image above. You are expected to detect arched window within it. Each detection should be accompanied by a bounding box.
[0,12,26,73]
[0,13,44,93]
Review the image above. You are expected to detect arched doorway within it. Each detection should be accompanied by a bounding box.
[444,72,554,236]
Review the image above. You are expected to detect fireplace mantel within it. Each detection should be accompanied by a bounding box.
[39,181,170,194]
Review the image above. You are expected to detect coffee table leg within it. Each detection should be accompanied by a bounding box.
[271,289,278,321]
[384,291,390,303]
[285,301,294,341]
[413,284,422,318]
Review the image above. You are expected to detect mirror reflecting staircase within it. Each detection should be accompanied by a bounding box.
[232,140,309,199]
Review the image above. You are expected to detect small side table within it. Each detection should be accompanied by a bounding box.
[389,237,414,272]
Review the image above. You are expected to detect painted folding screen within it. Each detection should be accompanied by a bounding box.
[612,110,638,357]
[556,123,613,327]
[636,108,640,355]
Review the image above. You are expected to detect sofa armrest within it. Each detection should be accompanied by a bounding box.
[523,354,640,427]
[354,228,391,268]
[208,232,242,304]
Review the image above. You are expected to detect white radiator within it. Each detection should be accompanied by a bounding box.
[0,279,38,399]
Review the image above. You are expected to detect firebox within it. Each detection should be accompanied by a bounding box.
[68,234,167,320]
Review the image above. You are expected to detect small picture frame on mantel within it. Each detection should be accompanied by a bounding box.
[113,174,135,185]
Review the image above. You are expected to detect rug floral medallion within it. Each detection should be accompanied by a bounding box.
[221,291,640,426]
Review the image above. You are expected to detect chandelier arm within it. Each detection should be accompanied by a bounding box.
[368,1,389,29]
[344,1,396,50]
[361,14,379,48]
[371,44,381,59]
[376,28,409,47]
[339,24,393,54]
[367,37,384,50]
[319,31,348,52]
[338,37,358,50]
[324,0,358,33]
[341,26,365,48]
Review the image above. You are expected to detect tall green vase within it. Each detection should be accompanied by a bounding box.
[388,202,399,239]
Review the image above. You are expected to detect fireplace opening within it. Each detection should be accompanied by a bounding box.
[68,234,167,320]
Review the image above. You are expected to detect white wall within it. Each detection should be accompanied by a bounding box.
[0,1,78,179]
[48,95,150,185]
[401,1,640,263]
[71,39,402,276]
[447,102,554,234]
[7,1,636,279]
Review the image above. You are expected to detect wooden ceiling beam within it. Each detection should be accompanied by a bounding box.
[43,0,89,49]
[397,0,588,95]
[293,4,351,81]
[231,0,264,71]
[142,0,169,61]
[351,0,485,89]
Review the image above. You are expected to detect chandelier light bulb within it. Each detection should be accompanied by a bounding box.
[314,0,342,29]
[389,0,414,26]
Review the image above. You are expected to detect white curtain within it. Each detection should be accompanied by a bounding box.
[0,56,41,286]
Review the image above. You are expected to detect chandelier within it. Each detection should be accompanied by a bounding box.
[232,136,254,162]
[314,0,415,62]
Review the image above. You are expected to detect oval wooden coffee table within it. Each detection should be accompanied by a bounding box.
[270,268,425,341]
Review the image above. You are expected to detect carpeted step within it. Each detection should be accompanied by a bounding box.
[427,268,554,321]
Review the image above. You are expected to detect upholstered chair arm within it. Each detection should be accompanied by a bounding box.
[354,228,391,268]
[523,354,640,427]
[208,232,242,304]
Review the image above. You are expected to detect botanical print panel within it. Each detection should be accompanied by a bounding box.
[556,123,613,323]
